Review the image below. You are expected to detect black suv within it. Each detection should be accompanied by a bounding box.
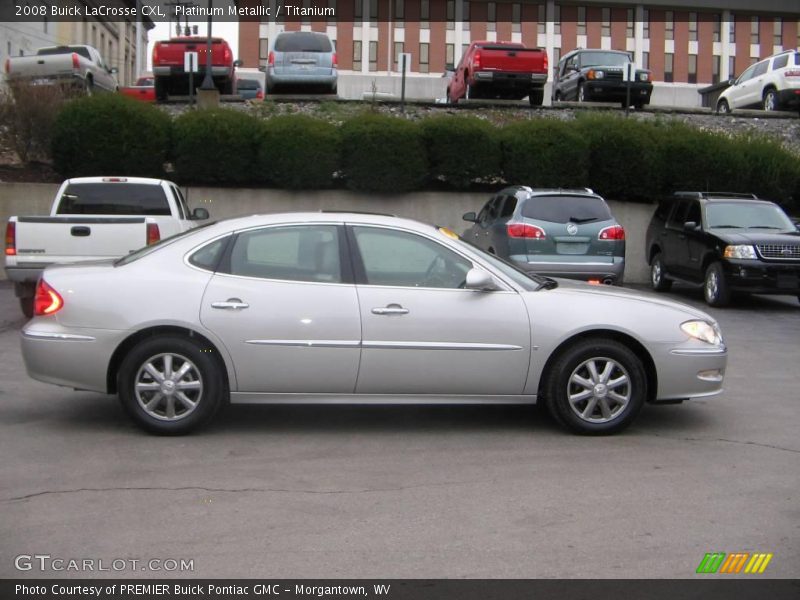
[552,49,653,108]
[646,192,800,307]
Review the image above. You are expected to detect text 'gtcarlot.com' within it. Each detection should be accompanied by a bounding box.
[14,554,194,573]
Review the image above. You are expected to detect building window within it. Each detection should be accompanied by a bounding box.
[446,0,455,30]
[394,0,404,21]
[354,0,361,19]
[259,38,269,62]
[462,1,470,30]
[394,42,404,69]
[664,53,674,82]
[713,14,721,43]
[643,9,650,39]
[642,51,649,70]
[421,0,429,29]
[488,2,496,32]
[626,9,634,38]
[554,4,561,35]
[537,4,545,35]
[369,0,378,25]
[728,56,736,78]
[419,43,429,74]
[462,43,469,59]
[751,17,759,44]
[511,3,521,33]
[353,40,362,71]
[665,12,674,41]
[553,47,561,67]
[774,18,783,46]
[689,13,698,42]
[601,8,611,37]
[446,43,454,68]
[328,0,337,24]
[302,0,311,25]
[369,41,377,71]
[688,55,697,84]
[577,6,586,36]
[729,15,736,43]
[712,55,721,84]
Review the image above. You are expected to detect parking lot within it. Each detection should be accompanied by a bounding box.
[0,279,798,579]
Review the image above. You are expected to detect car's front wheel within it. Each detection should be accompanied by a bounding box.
[545,339,646,435]
[118,336,225,435]
[577,83,587,102]
[704,262,731,307]
[650,253,672,292]
[716,99,730,114]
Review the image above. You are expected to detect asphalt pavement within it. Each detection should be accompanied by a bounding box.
[0,280,798,579]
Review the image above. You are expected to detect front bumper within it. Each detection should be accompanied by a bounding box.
[724,259,800,294]
[584,80,652,103]
[654,343,727,402]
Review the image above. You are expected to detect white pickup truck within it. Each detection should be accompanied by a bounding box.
[4,45,118,94]
[5,177,209,317]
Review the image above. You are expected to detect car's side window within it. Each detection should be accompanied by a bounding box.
[753,61,769,77]
[499,196,517,219]
[188,236,229,272]
[667,200,689,229]
[352,227,472,289]
[685,201,701,227]
[478,197,500,227]
[225,225,342,283]
[737,64,756,83]
[772,54,789,70]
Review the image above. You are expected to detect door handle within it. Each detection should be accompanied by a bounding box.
[211,298,249,310]
[372,305,409,315]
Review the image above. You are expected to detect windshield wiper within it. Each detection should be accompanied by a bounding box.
[709,224,743,229]
[748,225,782,230]
[568,217,599,224]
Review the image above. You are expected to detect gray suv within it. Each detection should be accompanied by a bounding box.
[265,31,337,94]
[463,187,626,284]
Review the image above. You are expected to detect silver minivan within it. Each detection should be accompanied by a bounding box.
[265,31,337,94]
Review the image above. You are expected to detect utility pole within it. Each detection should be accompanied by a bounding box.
[200,0,215,90]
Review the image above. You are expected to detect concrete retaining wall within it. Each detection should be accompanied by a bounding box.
[0,182,655,283]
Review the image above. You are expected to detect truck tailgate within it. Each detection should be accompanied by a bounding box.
[478,46,547,72]
[7,55,74,80]
[14,217,149,265]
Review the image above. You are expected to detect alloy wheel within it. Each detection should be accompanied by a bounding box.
[567,357,631,424]
[134,353,203,421]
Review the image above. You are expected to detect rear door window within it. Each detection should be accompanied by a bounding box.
[57,183,170,216]
[274,33,332,53]
[772,54,789,70]
[520,195,612,224]
[753,61,769,77]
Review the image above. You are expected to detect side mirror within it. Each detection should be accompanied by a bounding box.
[684,221,699,231]
[465,268,499,291]
[233,59,243,68]
[462,211,477,223]
[110,67,118,74]
[191,207,209,220]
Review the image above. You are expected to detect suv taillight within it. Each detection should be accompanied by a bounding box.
[268,51,275,66]
[543,51,548,72]
[34,279,64,316]
[5,221,15,256]
[332,52,338,68]
[146,223,160,246]
[598,225,625,240]
[474,51,482,70]
[71,52,80,70]
[507,223,546,239]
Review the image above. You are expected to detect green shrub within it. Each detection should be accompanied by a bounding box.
[340,115,427,192]
[173,109,258,184]
[575,113,661,202]
[421,115,501,189]
[52,94,171,177]
[734,134,800,204]
[501,119,590,187]
[256,115,340,189]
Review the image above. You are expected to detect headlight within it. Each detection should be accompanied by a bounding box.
[723,245,757,259]
[588,69,605,80]
[639,72,650,81]
[681,320,723,345]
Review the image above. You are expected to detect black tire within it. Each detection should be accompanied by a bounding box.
[446,88,454,104]
[466,83,475,100]
[553,90,562,103]
[154,77,168,102]
[577,82,587,103]
[763,89,779,111]
[84,76,94,96]
[19,297,33,319]
[650,253,672,292]
[118,335,225,435]
[704,262,731,307]
[544,338,646,435]
[528,90,544,106]
[716,99,730,114]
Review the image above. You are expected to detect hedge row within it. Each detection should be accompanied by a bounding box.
[51,95,800,207]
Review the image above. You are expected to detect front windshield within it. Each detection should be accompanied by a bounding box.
[705,202,795,232]
[581,52,631,68]
[115,223,214,266]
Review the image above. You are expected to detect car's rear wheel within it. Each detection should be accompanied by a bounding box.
[716,99,730,114]
[118,336,225,435]
[650,253,672,292]
[529,90,544,106]
[545,339,646,435]
[704,262,731,307]
[763,89,779,111]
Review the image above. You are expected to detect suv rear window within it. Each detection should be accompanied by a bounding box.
[521,195,612,224]
[57,183,170,216]
[274,32,332,53]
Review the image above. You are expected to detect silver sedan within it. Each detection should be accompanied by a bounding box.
[21,213,727,435]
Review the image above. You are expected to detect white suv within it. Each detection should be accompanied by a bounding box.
[717,49,800,114]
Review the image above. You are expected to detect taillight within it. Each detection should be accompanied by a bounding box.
[256,89,264,99]
[34,279,64,316]
[71,52,80,70]
[474,51,482,70]
[224,45,232,64]
[332,52,338,68]
[5,221,15,256]
[146,223,160,245]
[268,51,275,66]
[152,44,160,65]
[507,223,546,239]
[543,51,548,73]
[598,225,625,241]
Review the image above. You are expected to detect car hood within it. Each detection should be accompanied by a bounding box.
[707,229,800,245]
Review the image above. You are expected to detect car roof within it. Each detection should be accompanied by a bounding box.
[65,176,168,186]
[507,186,601,198]
[203,212,439,234]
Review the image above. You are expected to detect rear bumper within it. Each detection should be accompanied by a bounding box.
[777,88,800,108]
[512,257,625,283]
[471,70,548,91]
[153,66,232,77]
[584,81,652,103]
[723,259,800,294]
[266,70,337,87]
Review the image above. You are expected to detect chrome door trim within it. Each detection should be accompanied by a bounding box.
[362,341,524,351]
[230,392,537,405]
[245,339,361,348]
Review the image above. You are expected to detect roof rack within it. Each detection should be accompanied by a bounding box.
[320,210,396,217]
[674,191,759,200]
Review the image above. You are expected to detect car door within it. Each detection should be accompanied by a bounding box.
[472,196,501,250]
[349,224,531,396]
[490,194,518,256]
[681,200,706,281]
[663,199,690,276]
[729,63,758,108]
[199,223,362,393]
[561,54,580,100]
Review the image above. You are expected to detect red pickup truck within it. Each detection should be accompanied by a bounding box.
[151,37,238,101]
[119,75,155,102]
[447,41,549,106]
